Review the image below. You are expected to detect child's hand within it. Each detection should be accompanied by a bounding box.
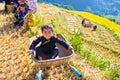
[28,19,32,22]
[69,46,73,51]
[29,50,34,55]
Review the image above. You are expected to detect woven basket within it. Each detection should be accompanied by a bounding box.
[30,34,74,67]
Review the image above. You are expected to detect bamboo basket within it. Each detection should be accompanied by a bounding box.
[30,34,74,67]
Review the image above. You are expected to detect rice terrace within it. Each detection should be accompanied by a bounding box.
[0,1,120,80]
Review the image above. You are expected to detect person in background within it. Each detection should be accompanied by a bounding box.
[29,24,73,60]
[23,8,35,31]
[18,0,29,9]
[12,0,19,13]
[14,4,28,27]
[81,18,86,26]
[93,25,97,31]
[4,0,13,13]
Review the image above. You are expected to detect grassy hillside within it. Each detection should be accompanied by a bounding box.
[67,10,120,35]
[0,3,120,80]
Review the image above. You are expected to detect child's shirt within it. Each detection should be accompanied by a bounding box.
[25,13,35,27]
[13,0,19,3]
[29,35,70,52]
[19,8,28,18]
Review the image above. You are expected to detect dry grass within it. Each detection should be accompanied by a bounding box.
[0,3,120,80]
[0,3,82,80]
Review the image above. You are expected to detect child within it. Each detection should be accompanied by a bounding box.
[23,8,35,30]
[29,24,73,60]
[14,4,28,27]
[4,0,13,13]
[18,0,29,9]
[12,0,19,13]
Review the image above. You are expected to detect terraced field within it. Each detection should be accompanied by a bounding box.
[0,3,120,80]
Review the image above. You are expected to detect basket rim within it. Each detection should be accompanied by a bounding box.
[31,50,75,63]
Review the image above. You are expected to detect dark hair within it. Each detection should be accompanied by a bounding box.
[41,24,53,32]
[28,8,32,10]
[20,4,25,7]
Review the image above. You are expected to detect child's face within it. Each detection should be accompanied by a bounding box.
[20,6,25,11]
[42,28,53,40]
[28,10,33,15]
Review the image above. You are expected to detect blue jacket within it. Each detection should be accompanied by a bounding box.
[13,0,18,3]
[29,35,70,52]
[19,8,28,17]
[0,0,3,2]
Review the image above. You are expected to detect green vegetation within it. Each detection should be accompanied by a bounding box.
[27,14,45,36]
[34,14,44,27]
[38,0,120,16]
[58,13,68,29]
[52,3,74,10]
[105,27,120,43]
[1,3,119,80]
[38,0,74,10]
[96,26,108,44]
[17,4,120,80]
[105,16,120,25]
[67,29,119,79]
[55,12,120,79]
[37,0,44,3]
[69,30,83,52]
[50,19,56,28]
[28,28,38,36]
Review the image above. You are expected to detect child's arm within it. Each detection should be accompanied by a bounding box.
[29,36,43,51]
[55,37,73,50]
